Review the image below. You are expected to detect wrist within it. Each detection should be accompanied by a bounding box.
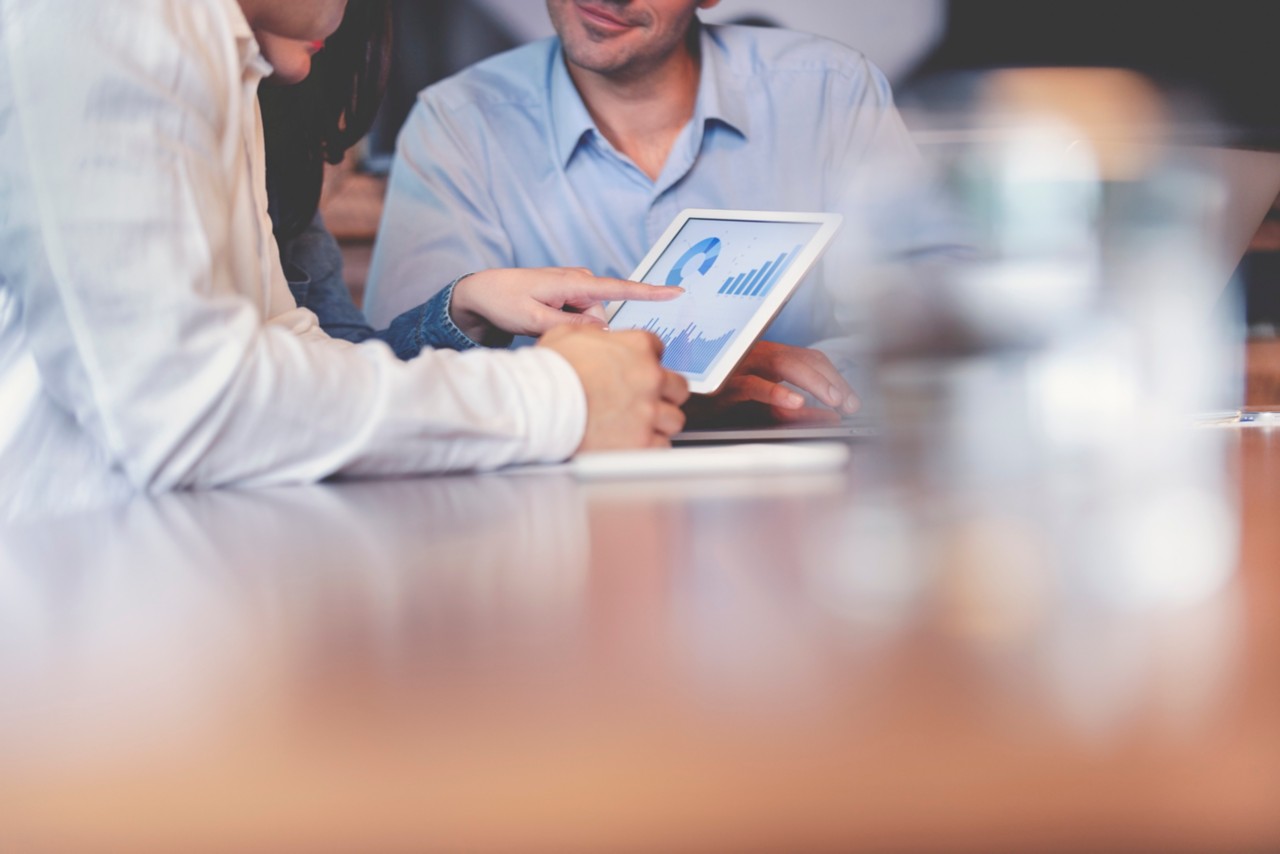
[447,273,492,344]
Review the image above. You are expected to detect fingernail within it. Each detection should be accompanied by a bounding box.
[828,385,843,406]
[785,391,804,408]
[842,398,859,414]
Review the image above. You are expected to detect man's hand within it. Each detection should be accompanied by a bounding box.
[451,267,682,345]
[539,326,690,451]
[685,341,859,427]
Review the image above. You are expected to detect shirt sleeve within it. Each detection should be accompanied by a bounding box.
[282,214,379,345]
[4,0,586,491]
[283,215,484,357]
[381,276,501,356]
[363,95,518,327]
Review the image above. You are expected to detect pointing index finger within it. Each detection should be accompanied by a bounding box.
[569,278,684,306]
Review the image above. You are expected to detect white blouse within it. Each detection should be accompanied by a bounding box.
[0,0,585,514]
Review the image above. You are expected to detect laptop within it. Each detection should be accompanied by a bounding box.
[674,419,873,445]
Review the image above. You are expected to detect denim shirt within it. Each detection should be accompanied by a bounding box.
[280,214,478,358]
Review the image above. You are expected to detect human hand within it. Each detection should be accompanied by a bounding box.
[684,341,859,427]
[538,326,690,451]
[450,267,682,345]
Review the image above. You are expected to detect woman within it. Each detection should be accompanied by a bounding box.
[258,2,680,358]
[0,0,687,510]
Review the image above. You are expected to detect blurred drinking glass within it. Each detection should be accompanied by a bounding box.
[836,68,1240,612]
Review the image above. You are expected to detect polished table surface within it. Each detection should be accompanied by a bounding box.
[1,430,1278,853]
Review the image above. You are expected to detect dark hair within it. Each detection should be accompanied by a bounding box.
[260,2,393,242]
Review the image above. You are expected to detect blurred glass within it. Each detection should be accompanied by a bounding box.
[835,69,1241,613]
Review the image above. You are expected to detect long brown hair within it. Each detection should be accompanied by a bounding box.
[261,2,393,241]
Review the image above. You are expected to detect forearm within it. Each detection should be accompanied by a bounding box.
[183,317,586,486]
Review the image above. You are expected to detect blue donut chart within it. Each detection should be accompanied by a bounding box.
[665,236,721,286]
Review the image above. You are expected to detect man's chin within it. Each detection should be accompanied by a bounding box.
[563,44,642,78]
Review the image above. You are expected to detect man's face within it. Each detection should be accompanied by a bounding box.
[240,0,348,43]
[547,0,718,80]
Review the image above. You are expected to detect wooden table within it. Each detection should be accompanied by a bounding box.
[1247,338,1280,407]
[1,430,1278,853]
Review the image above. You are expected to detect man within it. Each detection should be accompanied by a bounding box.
[366,0,921,422]
[0,0,686,517]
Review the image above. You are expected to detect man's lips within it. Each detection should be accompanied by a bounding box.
[576,3,637,32]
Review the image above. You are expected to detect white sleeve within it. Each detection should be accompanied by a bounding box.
[3,0,585,491]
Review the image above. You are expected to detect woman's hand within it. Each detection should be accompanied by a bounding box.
[449,267,683,345]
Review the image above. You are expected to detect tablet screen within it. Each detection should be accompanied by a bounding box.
[608,217,824,384]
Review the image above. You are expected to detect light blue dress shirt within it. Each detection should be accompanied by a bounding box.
[365,23,918,348]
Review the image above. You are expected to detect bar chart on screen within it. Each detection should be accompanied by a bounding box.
[638,241,802,372]
[715,245,803,299]
[641,319,735,374]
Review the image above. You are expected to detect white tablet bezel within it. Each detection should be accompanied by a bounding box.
[605,209,843,395]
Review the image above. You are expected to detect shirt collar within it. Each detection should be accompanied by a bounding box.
[224,0,276,82]
[548,24,750,169]
[693,25,750,141]
[549,41,599,167]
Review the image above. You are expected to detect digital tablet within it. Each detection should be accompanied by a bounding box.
[604,209,843,395]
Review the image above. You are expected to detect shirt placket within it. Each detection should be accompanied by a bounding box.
[646,120,703,246]
[241,62,273,316]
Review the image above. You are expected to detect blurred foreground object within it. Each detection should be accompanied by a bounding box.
[840,69,1243,611]
[907,0,1280,334]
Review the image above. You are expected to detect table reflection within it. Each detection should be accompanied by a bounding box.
[2,446,1272,852]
